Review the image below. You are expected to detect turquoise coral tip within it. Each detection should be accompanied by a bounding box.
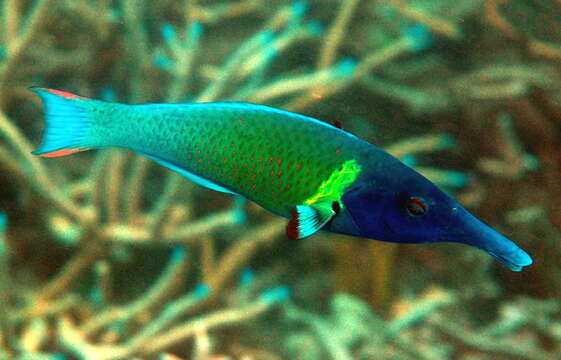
[259,30,275,44]
[170,246,187,262]
[155,53,173,71]
[161,23,176,43]
[438,133,455,149]
[291,1,308,20]
[401,154,417,167]
[404,23,433,53]
[447,171,469,188]
[0,212,6,232]
[194,283,211,299]
[0,211,6,253]
[240,268,255,287]
[306,21,323,36]
[335,57,357,76]
[187,21,203,40]
[260,285,291,304]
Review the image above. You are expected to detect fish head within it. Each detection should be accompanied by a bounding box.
[331,167,533,271]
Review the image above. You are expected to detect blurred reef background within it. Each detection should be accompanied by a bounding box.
[0,0,560,359]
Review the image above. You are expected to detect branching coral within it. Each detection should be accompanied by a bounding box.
[0,0,559,359]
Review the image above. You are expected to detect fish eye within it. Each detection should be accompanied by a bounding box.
[405,197,428,217]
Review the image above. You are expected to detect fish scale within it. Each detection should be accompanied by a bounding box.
[84,102,355,217]
[146,105,357,216]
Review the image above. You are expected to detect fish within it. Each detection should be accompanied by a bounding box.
[30,87,533,271]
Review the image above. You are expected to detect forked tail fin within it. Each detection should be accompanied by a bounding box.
[31,87,95,157]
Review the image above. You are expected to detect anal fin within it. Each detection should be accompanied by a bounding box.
[139,152,236,195]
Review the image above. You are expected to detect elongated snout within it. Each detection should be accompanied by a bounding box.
[443,207,533,271]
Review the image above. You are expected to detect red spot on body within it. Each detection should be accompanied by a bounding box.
[307,169,311,174]
[271,190,275,195]
[268,157,274,165]
[332,120,343,129]
[44,89,88,100]
[223,158,228,164]
[252,184,257,189]
[296,163,302,171]
[40,148,90,157]
[259,154,265,162]
[335,149,342,155]
[277,159,283,167]
[238,118,244,124]
[270,170,275,177]
[251,174,256,180]
[259,165,265,174]
[198,158,203,163]
[197,150,201,155]
[277,170,283,177]
[242,162,247,167]
[285,185,291,190]
[188,154,193,159]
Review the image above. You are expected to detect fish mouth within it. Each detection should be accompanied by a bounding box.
[441,206,533,271]
[486,247,533,272]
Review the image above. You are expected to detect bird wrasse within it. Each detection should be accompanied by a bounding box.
[31,87,533,271]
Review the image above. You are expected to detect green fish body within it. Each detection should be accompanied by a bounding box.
[32,88,533,271]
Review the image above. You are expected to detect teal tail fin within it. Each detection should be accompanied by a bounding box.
[31,87,95,157]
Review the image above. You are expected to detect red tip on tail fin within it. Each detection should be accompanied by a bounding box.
[39,148,91,158]
[30,87,95,157]
[37,88,90,100]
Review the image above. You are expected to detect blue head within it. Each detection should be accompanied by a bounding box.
[327,155,533,271]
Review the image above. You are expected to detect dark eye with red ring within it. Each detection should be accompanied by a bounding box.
[406,197,427,216]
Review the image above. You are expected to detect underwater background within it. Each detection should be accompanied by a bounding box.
[0,0,560,359]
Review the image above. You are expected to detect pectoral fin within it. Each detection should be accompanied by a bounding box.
[286,201,337,240]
